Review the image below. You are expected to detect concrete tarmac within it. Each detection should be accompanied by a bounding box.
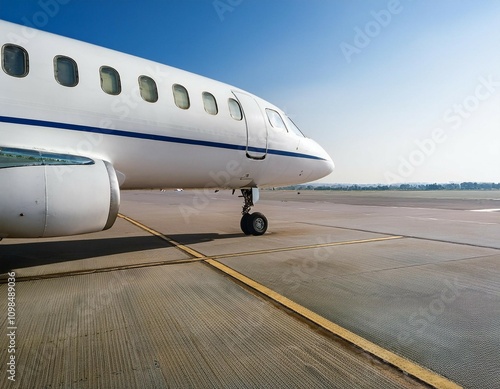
[1,190,499,388]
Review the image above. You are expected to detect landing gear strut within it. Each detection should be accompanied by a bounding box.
[240,188,268,236]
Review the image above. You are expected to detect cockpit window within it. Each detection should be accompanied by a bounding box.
[266,109,306,137]
[266,109,287,132]
[283,115,306,137]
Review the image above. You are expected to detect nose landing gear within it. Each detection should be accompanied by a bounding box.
[240,188,268,236]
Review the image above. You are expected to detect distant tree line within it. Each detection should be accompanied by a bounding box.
[278,182,500,191]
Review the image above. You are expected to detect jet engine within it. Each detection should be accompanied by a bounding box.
[0,150,120,238]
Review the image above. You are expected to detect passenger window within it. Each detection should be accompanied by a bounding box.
[173,84,190,109]
[139,75,158,103]
[266,109,287,131]
[228,98,242,121]
[54,56,79,87]
[2,44,29,77]
[100,66,121,95]
[202,92,218,115]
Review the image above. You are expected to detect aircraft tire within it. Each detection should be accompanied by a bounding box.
[240,213,252,235]
[248,212,268,236]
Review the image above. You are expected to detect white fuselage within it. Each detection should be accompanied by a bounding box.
[0,20,334,238]
[0,20,333,190]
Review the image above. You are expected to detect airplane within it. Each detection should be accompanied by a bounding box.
[0,19,334,239]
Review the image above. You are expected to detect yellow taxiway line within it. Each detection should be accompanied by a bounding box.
[119,213,462,389]
[204,259,461,389]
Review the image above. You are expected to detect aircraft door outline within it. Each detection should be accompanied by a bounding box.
[232,91,268,160]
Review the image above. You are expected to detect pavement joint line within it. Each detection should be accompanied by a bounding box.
[2,257,203,283]
[298,222,500,251]
[210,236,405,260]
[119,213,462,389]
[119,214,405,260]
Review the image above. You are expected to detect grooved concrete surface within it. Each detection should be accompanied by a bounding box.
[0,264,423,388]
[2,190,500,388]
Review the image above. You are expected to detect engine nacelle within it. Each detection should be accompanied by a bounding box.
[0,153,120,238]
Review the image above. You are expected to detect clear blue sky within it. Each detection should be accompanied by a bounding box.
[1,0,500,184]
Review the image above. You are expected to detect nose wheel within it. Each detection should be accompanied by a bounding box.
[240,189,268,236]
[241,212,268,236]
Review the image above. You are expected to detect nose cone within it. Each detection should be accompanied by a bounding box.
[324,153,335,175]
[280,137,334,185]
[306,139,334,182]
[317,150,335,180]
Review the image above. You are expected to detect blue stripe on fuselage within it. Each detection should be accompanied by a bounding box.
[0,115,326,161]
